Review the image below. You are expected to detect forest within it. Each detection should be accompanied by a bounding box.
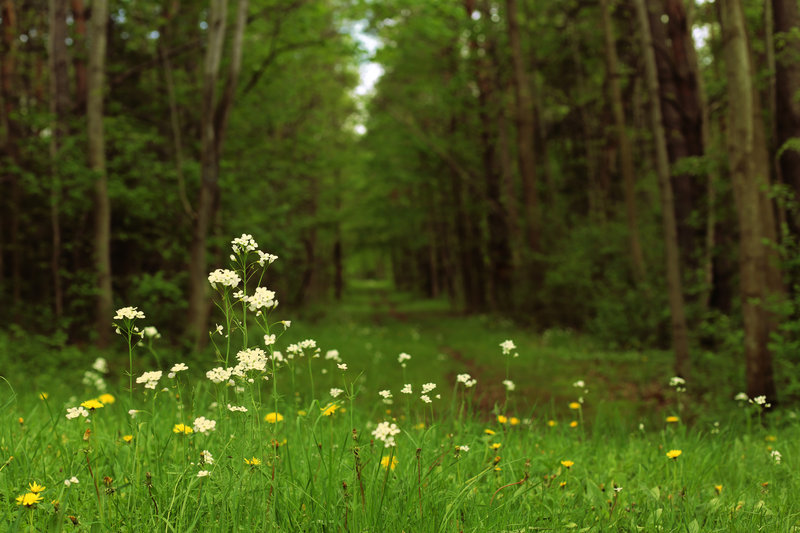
[2,0,800,529]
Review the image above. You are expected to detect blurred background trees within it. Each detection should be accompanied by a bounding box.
[1,0,799,401]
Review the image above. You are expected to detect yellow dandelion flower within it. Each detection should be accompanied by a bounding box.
[509,417,520,426]
[493,455,501,464]
[297,410,307,417]
[81,399,104,410]
[381,456,398,471]
[666,449,682,460]
[497,415,508,424]
[765,435,777,442]
[547,420,557,427]
[28,481,45,493]
[320,404,339,417]
[494,466,502,472]
[173,424,193,435]
[666,416,679,423]
[714,484,723,495]
[569,421,578,428]
[560,460,574,469]
[559,481,567,488]
[98,394,115,405]
[122,435,133,443]
[264,412,284,423]
[17,417,23,424]
[414,422,425,430]
[38,393,48,401]
[569,402,581,410]
[244,457,261,466]
[15,492,42,507]
[491,443,502,450]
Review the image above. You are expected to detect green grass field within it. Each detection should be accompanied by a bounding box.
[1,258,798,531]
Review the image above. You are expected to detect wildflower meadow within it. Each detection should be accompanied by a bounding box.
[2,235,800,531]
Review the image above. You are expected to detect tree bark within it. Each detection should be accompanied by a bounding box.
[718,0,778,401]
[635,0,691,379]
[505,0,540,253]
[0,0,17,303]
[600,0,647,284]
[772,0,800,225]
[70,0,87,113]
[88,0,112,346]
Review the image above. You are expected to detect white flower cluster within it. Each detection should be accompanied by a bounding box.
[379,390,393,404]
[227,404,248,412]
[66,406,89,420]
[771,449,782,464]
[330,388,344,398]
[457,373,477,388]
[669,376,686,392]
[455,445,469,453]
[286,339,320,359]
[168,363,188,378]
[257,251,278,266]
[734,392,749,402]
[193,416,216,434]
[422,383,436,394]
[82,370,107,392]
[197,470,210,478]
[208,269,241,289]
[232,234,258,254]
[398,353,411,365]
[136,370,162,390]
[92,357,109,374]
[502,379,516,391]
[244,287,277,312]
[264,334,276,346]
[114,306,145,320]
[500,340,517,356]
[401,384,412,394]
[749,395,771,408]
[325,350,342,362]
[63,476,79,487]
[143,326,161,339]
[200,450,214,465]
[420,395,432,404]
[371,421,401,448]
[206,367,233,384]
[235,347,268,374]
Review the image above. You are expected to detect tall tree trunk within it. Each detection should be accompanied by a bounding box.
[187,0,249,347]
[718,0,778,401]
[70,0,87,114]
[89,0,112,346]
[600,0,647,283]
[505,0,540,253]
[635,0,691,379]
[49,0,70,321]
[0,0,17,302]
[772,0,800,227]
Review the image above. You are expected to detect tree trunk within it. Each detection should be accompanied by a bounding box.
[772,0,800,227]
[505,0,540,253]
[0,0,17,304]
[187,0,249,347]
[70,0,87,114]
[718,0,778,401]
[600,0,647,284]
[635,0,691,379]
[49,0,70,321]
[88,0,112,346]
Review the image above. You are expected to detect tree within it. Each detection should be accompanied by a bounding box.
[88,0,112,346]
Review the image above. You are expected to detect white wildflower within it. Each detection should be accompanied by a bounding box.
[227,404,248,413]
[734,392,749,402]
[63,476,79,487]
[401,384,412,394]
[398,353,411,365]
[244,287,277,312]
[502,379,515,391]
[572,380,585,389]
[500,340,516,355]
[330,388,344,398]
[143,326,161,339]
[114,306,145,320]
[208,269,241,289]
[197,470,210,478]
[371,421,401,448]
[92,357,109,374]
[257,250,278,266]
[231,233,258,254]
[170,363,188,373]
[193,416,217,435]
[771,450,782,464]
[66,407,89,420]
[456,445,469,453]
[325,349,342,362]
[136,370,163,390]
[337,363,348,371]
[264,334,276,346]
[421,383,436,394]
[200,450,214,465]
[420,394,432,404]
[206,367,233,384]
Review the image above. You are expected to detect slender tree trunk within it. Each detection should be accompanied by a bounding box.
[89,0,112,346]
[772,0,800,226]
[49,0,70,321]
[635,0,691,379]
[600,0,647,283]
[505,0,540,253]
[719,0,777,401]
[70,0,87,113]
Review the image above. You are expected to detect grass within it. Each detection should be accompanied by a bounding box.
[1,249,799,530]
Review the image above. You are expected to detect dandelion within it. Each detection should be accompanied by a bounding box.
[559,481,567,488]
[28,482,45,493]
[264,412,284,423]
[63,477,79,487]
[491,443,502,450]
[666,449,682,460]
[560,460,574,469]
[244,457,261,466]
[330,388,344,399]
[666,416,679,423]
[81,399,104,410]
[38,392,48,400]
[502,379,515,391]
[98,393,115,405]
[484,429,496,435]
[197,470,210,478]
[193,417,216,434]
[497,415,508,424]
[547,420,557,427]
[568,402,581,410]
[714,484,723,495]
[510,417,520,426]
[173,424,193,435]
[321,403,339,417]
[401,384,413,394]
[15,492,42,507]
[114,307,145,320]
[381,456,399,470]
[122,435,133,443]
[569,421,578,428]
